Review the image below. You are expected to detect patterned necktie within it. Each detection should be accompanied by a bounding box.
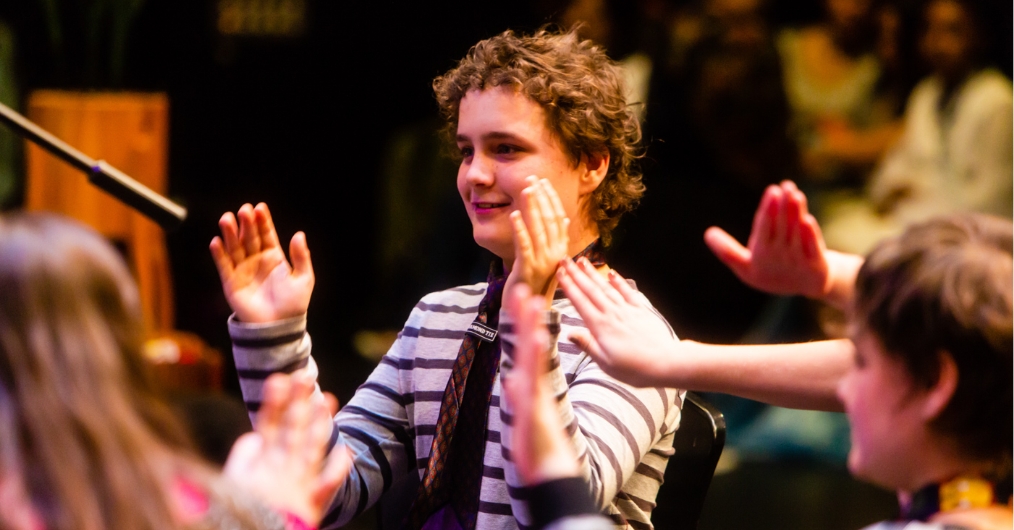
[406,241,606,530]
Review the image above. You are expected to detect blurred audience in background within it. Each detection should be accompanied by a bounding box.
[822,0,1013,254]
[777,0,904,187]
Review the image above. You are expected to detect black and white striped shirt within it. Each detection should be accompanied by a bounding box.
[229,282,683,529]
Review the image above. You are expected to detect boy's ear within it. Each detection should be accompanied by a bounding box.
[920,350,958,421]
[578,150,609,195]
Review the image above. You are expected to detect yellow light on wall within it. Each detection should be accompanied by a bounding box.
[217,0,306,37]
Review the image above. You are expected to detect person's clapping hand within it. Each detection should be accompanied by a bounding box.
[501,284,579,486]
[210,203,314,323]
[704,181,863,309]
[557,259,678,388]
[224,373,351,525]
[505,177,571,300]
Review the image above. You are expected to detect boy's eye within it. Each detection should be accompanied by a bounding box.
[459,146,474,158]
[495,144,519,155]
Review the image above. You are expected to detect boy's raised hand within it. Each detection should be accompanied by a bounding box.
[210,203,314,323]
[704,181,832,300]
[507,177,571,298]
[557,258,678,388]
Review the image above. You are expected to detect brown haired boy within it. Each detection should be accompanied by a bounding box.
[211,28,680,530]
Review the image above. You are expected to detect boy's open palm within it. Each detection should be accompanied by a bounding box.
[558,258,677,388]
[210,203,314,323]
[507,177,571,298]
[704,181,831,299]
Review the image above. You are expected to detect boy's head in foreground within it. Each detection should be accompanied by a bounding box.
[839,213,1012,492]
[432,28,644,259]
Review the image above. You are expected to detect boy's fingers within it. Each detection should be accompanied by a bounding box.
[220,212,246,264]
[788,183,810,216]
[315,446,353,508]
[226,432,263,469]
[522,187,549,259]
[567,329,604,360]
[210,237,235,279]
[323,392,340,417]
[577,258,625,307]
[784,188,801,245]
[307,399,334,461]
[704,227,751,278]
[281,387,312,454]
[772,189,789,244]
[803,213,827,258]
[257,374,291,444]
[255,203,282,250]
[559,259,610,313]
[800,215,818,259]
[511,211,536,265]
[607,269,641,306]
[238,204,262,257]
[290,232,314,280]
[749,186,777,248]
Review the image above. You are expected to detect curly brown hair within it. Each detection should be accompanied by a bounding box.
[433,27,644,245]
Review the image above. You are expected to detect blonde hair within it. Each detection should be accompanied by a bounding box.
[0,213,214,530]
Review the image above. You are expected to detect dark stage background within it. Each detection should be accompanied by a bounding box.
[0,0,844,401]
[1,1,557,401]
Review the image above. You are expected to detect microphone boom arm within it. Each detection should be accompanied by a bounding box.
[0,100,187,231]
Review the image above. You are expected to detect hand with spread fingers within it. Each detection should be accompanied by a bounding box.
[209,203,314,323]
[703,180,863,309]
[500,284,579,486]
[506,177,571,299]
[557,258,678,388]
[224,373,352,525]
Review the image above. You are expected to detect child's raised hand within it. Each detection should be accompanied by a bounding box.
[501,284,579,485]
[557,258,678,388]
[704,181,832,300]
[210,203,315,323]
[506,177,571,298]
[224,373,352,525]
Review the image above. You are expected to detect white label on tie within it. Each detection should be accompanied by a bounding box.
[467,321,497,342]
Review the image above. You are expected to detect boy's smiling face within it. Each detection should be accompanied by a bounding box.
[455,87,599,263]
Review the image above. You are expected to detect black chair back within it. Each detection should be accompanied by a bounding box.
[650,391,727,529]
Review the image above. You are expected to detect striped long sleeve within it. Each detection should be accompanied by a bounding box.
[230,282,682,529]
[498,290,683,530]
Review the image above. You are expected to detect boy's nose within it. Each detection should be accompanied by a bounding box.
[463,154,495,186]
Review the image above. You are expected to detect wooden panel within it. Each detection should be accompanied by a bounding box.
[25,90,174,334]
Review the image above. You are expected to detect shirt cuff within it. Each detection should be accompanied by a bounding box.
[526,477,598,529]
[228,313,307,341]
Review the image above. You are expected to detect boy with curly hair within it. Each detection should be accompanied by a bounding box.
[211,28,681,530]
